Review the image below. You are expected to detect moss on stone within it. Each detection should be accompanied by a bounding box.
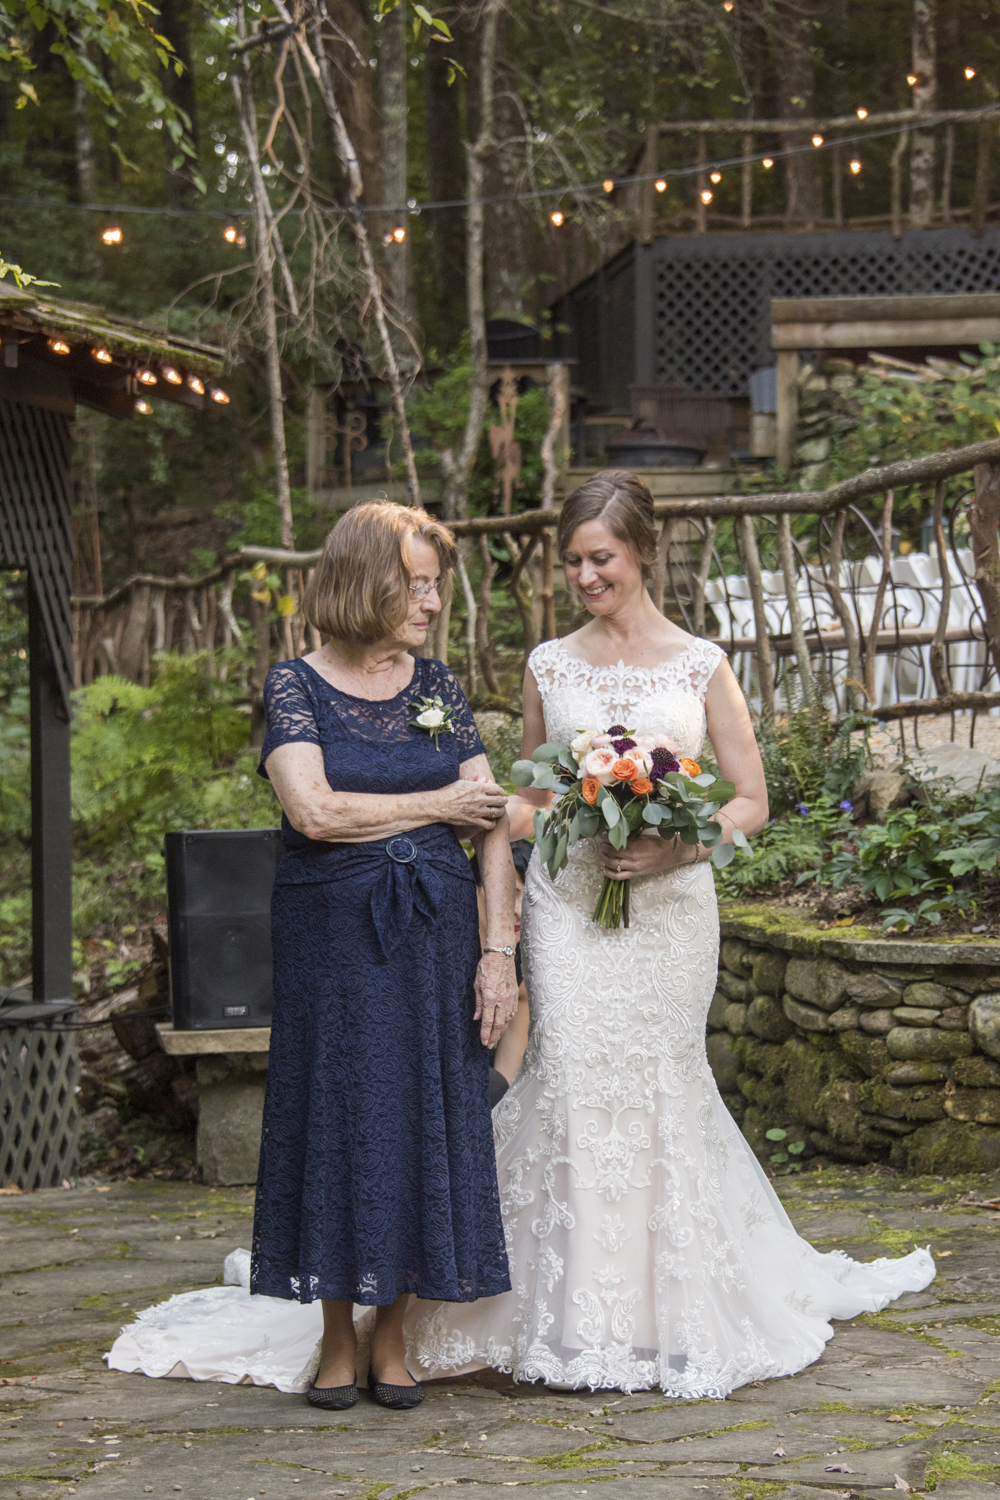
[839,1031,892,1078]
[858,1080,946,1121]
[898,1117,1000,1174]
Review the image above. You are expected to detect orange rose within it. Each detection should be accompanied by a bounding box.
[611,758,636,781]
[630,777,653,796]
[581,776,600,805]
[679,757,701,777]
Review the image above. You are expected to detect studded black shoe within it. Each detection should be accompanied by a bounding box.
[307,1381,359,1410]
[367,1368,424,1410]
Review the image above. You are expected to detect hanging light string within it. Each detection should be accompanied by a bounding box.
[2,101,999,226]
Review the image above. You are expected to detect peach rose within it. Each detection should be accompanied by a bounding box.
[583,746,617,784]
[581,776,600,805]
[633,735,657,751]
[630,776,653,796]
[590,733,613,747]
[611,757,636,781]
[679,756,701,777]
[653,734,681,754]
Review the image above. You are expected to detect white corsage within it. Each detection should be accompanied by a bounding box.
[409,693,456,751]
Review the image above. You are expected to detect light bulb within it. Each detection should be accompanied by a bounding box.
[93,347,112,364]
[210,387,230,404]
[850,159,862,174]
[723,1,733,10]
[762,157,774,169]
[48,339,70,355]
[965,66,977,80]
[812,134,824,147]
[223,224,247,245]
[602,178,614,193]
[550,209,564,226]
[101,226,122,245]
[161,366,182,385]
[710,171,722,184]
[655,178,667,192]
[382,230,394,246]
[907,72,918,86]
[856,107,868,119]
[187,374,205,395]
[392,225,406,242]
[135,399,153,415]
[137,369,157,386]
[700,189,713,205]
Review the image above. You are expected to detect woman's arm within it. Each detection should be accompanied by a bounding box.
[265,741,508,843]
[600,655,769,881]
[492,987,530,1084]
[507,665,553,841]
[464,752,519,1047]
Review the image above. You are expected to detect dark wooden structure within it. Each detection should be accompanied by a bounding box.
[0,284,223,1188]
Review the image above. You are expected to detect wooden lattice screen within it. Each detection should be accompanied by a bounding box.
[0,1021,80,1190]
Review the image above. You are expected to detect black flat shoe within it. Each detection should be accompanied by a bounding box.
[367,1368,424,1410]
[307,1382,359,1410]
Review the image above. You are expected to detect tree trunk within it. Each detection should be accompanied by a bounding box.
[971,463,1000,687]
[157,0,200,202]
[378,0,407,316]
[424,6,466,350]
[909,0,936,228]
[778,22,819,228]
[325,0,380,205]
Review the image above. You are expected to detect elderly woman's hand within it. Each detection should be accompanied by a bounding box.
[474,953,519,1048]
[436,777,508,831]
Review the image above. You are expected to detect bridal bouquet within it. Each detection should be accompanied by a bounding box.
[511,725,750,929]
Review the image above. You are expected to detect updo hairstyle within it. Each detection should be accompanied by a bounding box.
[304,500,457,644]
[556,470,658,581]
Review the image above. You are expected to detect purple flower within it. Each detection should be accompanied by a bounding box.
[840,800,853,813]
[611,736,637,754]
[606,724,628,736]
[651,748,680,775]
[796,803,809,816]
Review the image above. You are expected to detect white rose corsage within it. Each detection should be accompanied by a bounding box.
[409,693,456,751]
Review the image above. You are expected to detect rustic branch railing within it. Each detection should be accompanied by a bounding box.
[70,437,1000,730]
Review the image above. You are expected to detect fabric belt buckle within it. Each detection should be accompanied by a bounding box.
[386,836,418,865]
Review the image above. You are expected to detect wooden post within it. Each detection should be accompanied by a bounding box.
[741,132,753,228]
[777,512,816,707]
[832,141,844,228]
[970,462,1000,686]
[692,518,716,638]
[28,577,73,1002]
[695,135,708,233]
[971,120,992,237]
[638,123,659,243]
[909,0,937,229]
[941,122,954,224]
[737,514,775,722]
[863,490,894,704]
[455,545,479,697]
[825,508,864,710]
[929,478,953,696]
[775,349,800,473]
[890,128,910,240]
[476,533,500,695]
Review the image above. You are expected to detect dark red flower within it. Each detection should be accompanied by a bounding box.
[651,748,680,775]
[606,724,628,736]
[611,736,637,753]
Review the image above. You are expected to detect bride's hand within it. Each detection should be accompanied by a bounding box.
[599,832,698,880]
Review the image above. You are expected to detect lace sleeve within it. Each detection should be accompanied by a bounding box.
[258,662,319,780]
[423,660,484,763]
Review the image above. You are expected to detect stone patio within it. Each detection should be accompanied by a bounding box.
[5,1171,1000,1500]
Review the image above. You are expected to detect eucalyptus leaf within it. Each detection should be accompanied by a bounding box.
[600,797,620,827]
[554,830,568,871]
[642,803,664,824]
[577,807,601,837]
[532,741,570,762]
[532,765,556,790]
[609,820,629,850]
[510,760,536,786]
[711,841,737,868]
[732,828,752,853]
[558,749,579,774]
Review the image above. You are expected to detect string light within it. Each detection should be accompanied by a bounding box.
[381,230,394,246]
[762,157,774,169]
[92,347,112,363]
[965,66,977,80]
[856,107,868,119]
[48,339,70,355]
[137,369,157,386]
[907,72,918,86]
[223,224,245,246]
[602,178,614,193]
[101,225,122,245]
[655,178,667,192]
[723,1,733,10]
[161,366,182,385]
[210,387,230,404]
[812,134,824,147]
[700,189,713,205]
[550,209,565,226]
[135,399,153,415]
[710,171,722,184]
[392,226,406,242]
[186,374,205,395]
[850,158,862,174]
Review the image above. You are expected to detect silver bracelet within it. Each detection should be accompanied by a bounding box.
[484,944,516,958]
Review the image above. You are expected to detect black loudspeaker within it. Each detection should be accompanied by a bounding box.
[165,829,284,1030]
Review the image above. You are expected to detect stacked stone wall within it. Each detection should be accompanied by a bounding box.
[708,906,1000,1174]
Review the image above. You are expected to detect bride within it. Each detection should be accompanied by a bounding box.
[109,469,933,1400]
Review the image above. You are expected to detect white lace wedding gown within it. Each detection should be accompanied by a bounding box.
[108,637,934,1398]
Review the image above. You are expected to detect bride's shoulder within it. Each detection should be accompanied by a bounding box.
[526,636,568,689]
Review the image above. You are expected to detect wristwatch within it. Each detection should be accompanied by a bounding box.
[483,944,516,958]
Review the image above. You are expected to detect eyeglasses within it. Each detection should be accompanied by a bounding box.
[408,577,441,599]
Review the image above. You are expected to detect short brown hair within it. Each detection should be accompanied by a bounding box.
[304,501,457,644]
[557,469,658,580]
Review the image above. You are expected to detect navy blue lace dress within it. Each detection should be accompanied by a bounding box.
[250,655,511,1307]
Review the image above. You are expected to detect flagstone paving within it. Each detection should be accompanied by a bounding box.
[5,1170,1000,1500]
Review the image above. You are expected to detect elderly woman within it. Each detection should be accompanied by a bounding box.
[252,501,517,1412]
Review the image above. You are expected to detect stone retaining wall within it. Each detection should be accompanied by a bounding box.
[708,905,1000,1174]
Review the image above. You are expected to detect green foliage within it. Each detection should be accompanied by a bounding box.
[764,1126,806,1171]
[713,798,852,897]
